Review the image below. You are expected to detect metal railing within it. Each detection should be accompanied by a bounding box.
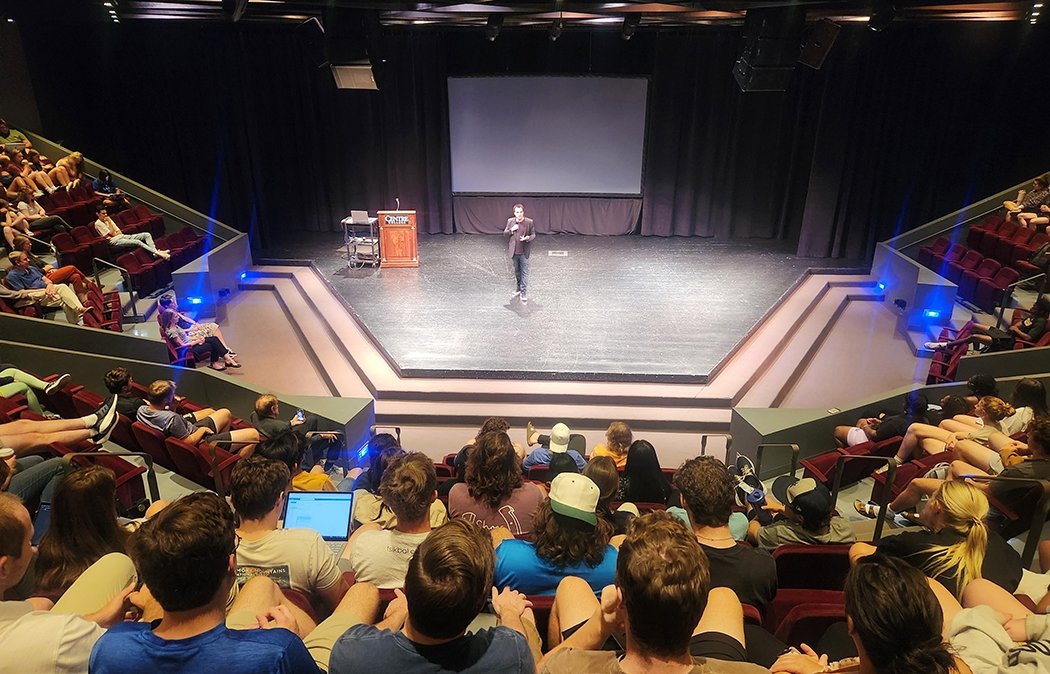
[902,206,1002,251]
[753,443,800,479]
[829,454,898,542]
[994,273,1045,329]
[961,474,1050,569]
[91,257,140,322]
[700,433,732,457]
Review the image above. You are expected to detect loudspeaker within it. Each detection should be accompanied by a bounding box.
[325,8,382,90]
[798,19,840,70]
[330,64,378,90]
[733,6,805,92]
[732,58,795,92]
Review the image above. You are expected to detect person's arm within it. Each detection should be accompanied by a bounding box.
[522,221,536,242]
[83,581,136,628]
[491,586,541,665]
[185,425,211,445]
[848,541,877,566]
[375,589,408,631]
[505,218,519,236]
[537,584,623,670]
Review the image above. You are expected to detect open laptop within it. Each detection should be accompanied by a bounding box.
[281,491,354,556]
[349,210,375,225]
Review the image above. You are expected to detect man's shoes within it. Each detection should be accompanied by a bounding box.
[91,395,120,443]
[924,341,948,350]
[44,373,71,395]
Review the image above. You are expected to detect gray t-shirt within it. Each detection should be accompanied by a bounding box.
[136,406,193,440]
[754,516,857,550]
[347,529,431,589]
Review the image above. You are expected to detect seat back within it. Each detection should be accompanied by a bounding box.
[942,243,966,264]
[989,267,1021,288]
[131,421,176,470]
[772,544,853,590]
[955,249,983,270]
[51,232,79,252]
[772,601,847,645]
[972,258,1002,278]
[71,225,98,244]
[165,436,212,487]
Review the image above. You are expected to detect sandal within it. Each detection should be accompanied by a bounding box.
[209,362,227,372]
[854,500,888,519]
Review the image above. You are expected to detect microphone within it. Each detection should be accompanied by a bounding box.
[395,197,400,210]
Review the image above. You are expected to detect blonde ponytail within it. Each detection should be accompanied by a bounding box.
[921,480,989,596]
[980,396,1015,423]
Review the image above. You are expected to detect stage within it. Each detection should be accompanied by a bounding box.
[259,233,863,383]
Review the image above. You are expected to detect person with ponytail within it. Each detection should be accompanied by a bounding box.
[850,480,1021,598]
[882,396,1016,470]
[772,555,971,674]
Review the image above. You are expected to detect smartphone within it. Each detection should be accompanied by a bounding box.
[294,409,305,423]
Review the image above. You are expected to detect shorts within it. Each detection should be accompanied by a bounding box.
[193,417,217,432]
[688,632,748,662]
[190,417,231,444]
[846,427,868,447]
[987,453,1005,474]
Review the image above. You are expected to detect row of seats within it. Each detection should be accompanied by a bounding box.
[117,227,205,296]
[52,205,167,276]
[0,274,124,332]
[918,235,1022,311]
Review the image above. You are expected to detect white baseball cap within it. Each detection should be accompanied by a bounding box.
[549,473,599,526]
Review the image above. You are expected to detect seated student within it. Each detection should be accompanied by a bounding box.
[540,511,766,673]
[255,429,339,492]
[673,456,777,610]
[449,431,543,536]
[834,391,928,448]
[88,492,322,674]
[746,476,856,549]
[4,251,88,324]
[945,377,1047,438]
[0,492,137,673]
[927,297,1050,353]
[0,397,118,455]
[15,189,70,234]
[590,421,632,470]
[350,433,403,493]
[886,396,1015,468]
[102,367,145,418]
[0,367,69,415]
[93,206,169,260]
[11,235,90,303]
[91,170,131,212]
[1,447,68,523]
[229,456,348,613]
[523,422,586,471]
[343,453,437,589]
[137,379,259,457]
[157,294,237,356]
[158,309,239,372]
[494,473,617,596]
[329,518,541,673]
[0,119,32,149]
[252,394,340,469]
[949,577,1050,672]
[583,456,636,536]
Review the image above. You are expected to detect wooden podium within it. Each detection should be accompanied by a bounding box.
[377,210,419,268]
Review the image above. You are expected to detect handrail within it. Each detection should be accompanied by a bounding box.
[904,205,1002,250]
[994,273,1045,329]
[753,443,800,479]
[830,454,897,542]
[700,433,732,457]
[62,451,161,503]
[960,474,1050,569]
[92,257,139,321]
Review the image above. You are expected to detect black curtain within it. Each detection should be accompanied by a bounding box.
[12,15,1050,259]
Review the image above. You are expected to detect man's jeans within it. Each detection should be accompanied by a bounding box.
[512,254,529,295]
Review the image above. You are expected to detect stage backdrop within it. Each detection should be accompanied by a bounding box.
[12,11,1050,260]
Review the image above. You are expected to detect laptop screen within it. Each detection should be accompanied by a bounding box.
[282,491,353,541]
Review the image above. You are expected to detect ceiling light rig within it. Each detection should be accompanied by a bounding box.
[621,14,640,40]
[1032,2,1043,24]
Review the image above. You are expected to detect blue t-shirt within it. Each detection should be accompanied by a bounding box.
[89,621,320,674]
[522,447,586,471]
[329,624,533,674]
[494,538,617,596]
[5,265,46,290]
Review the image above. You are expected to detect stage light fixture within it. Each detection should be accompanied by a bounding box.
[549,18,564,41]
[922,309,941,319]
[188,297,203,305]
[485,14,503,41]
[868,2,895,31]
[621,14,640,40]
[876,281,886,291]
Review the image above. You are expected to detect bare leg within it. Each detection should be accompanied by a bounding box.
[228,427,260,457]
[888,477,944,513]
[941,417,980,432]
[549,576,600,649]
[951,442,997,473]
[918,437,949,458]
[948,460,990,480]
[961,578,1031,619]
[1,417,89,434]
[693,586,746,647]
[205,408,232,433]
[1,429,93,455]
[927,577,963,639]
[833,426,853,448]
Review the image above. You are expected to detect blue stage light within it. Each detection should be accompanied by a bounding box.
[876,281,886,291]
[240,272,247,280]
[922,309,940,319]
[188,297,203,305]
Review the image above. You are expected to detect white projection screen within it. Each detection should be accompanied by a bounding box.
[448,76,649,195]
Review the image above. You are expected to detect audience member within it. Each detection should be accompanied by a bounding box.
[344,453,437,589]
[1005,175,1050,224]
[35,466,130,601]
[833,390,928,448]
[329,518,541,673]
[747,476,856,549]
[255,429,338,492]
[888,396,1015,467]
[591,421,632,470]
[103,367,145,418]
[11,235,90,303]
[4,251,88,324]
[0,367,68,415]
[349,432,402,493]
[4,148,56,194]
[229,456,349,612]
[1,446,68,515]
[14,189,70,234]
[949,578,1050,672]
[540,511,764,673]
[158,294,237,354]
[49,151,84,189]
[91,170,131,211]
[851,480,1021,598]
[547,451,580,482]
[494,473,617,595]
[158,309,238,371]
[94,206,169,260]
[88,492,323,673]
[1,202,29,248]
[772,555,968,674]
[964,374,999,409]
[928,297,1050,353]
[252,394,339,468]
[0,119,32,148]
[618,440,671,505]
[449,431,543,536]
[0,492,136,673]
[583,455,635,536]
[949,377,1047,437]
[0,396,117,454]
[137,379,259,457]
[673,456,777,609]
[928,394,975,426]
[523,422,586,471]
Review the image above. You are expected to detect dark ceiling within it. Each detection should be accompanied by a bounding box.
[75,1,1044,28]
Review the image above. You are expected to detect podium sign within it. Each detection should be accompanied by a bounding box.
[377,210,419,268]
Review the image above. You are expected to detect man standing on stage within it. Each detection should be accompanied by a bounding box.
[504,203,535,304]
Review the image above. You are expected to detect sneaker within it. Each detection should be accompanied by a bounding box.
[44,373,71,395]
[91,394,120,436]
[924,341,949,350]
[42,411,62,420]
[33,190,43,198]
[92,414,118,447]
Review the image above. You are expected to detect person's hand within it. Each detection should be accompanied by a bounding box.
[44,286,57,299]
[321,432,338,441]
[1041,204,1050,213]
[771,644,829,674]
[87,580,137,628]
[598,584,625,636]
[256,605,300,633]
[129,584,163,622]
[491,586,532,622]
[510,223,519,232]
[190,339,204,346]
[763,501,786,514]
[43,264,53,273]
[383,588,409,628]
[1003,615,1028,642]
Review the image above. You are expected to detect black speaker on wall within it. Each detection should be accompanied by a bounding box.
[798,19,841,70]
[732,6,806,92]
